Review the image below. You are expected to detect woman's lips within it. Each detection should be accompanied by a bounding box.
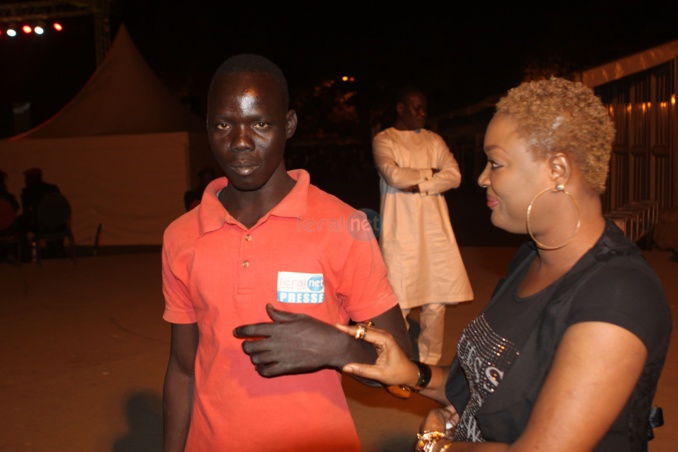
[486,195,499,209]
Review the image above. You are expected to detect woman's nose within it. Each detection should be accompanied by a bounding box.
[477,164,491,188]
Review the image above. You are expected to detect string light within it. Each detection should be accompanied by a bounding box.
[1,21,64,38]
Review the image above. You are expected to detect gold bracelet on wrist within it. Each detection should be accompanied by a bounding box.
[415,431,452,452]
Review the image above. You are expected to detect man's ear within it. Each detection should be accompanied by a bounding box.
[396,102,404,116]
[549,152,571,186]
[286,110,298,138]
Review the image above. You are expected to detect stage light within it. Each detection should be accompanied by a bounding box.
[34,20,46,35]
[2,21,64,38]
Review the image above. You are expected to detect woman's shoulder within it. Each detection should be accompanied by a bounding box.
[569,256,671,352]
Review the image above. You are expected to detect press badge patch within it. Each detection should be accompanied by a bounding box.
[277,271,325,303]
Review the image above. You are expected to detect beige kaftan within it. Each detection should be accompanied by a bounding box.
[372,127,474,309]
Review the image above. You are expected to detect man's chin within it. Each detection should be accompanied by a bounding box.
[225,177,265,193]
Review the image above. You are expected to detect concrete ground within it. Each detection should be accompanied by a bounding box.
[1,245,676,452]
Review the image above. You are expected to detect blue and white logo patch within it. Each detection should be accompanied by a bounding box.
[277,271,325,303]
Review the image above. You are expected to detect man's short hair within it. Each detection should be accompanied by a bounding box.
[396,85,425,105]
[209,54,289,108]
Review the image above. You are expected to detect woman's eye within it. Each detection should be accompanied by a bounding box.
[489,160,501,169]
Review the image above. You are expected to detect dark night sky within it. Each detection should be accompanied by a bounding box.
[2,0,678,139]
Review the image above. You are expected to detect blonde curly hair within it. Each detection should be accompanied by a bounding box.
[495,77,616,193]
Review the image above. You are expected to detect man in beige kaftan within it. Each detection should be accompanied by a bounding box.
[372,87,473,365]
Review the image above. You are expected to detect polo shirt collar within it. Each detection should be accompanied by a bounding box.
[198,169,310,235]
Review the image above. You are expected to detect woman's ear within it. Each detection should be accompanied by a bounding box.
[549,152,571,186]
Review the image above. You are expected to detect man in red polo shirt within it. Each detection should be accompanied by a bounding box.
[161,54,411,452]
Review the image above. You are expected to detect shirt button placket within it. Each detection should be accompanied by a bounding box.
[242,234,252,268]
[236,232,255,294]
[242,233,252,268]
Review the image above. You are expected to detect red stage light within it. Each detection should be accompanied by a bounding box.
[22,25,32,34]
[53,22,63,31]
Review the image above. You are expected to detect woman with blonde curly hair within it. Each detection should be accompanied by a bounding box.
[336,77,672,451]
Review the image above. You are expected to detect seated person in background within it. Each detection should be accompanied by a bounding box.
[0,170,19,214]
[0,170,20,260]
[17,168,64,260]
[334,77,672,452]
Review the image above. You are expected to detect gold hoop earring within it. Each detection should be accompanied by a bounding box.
[526,184,581,250]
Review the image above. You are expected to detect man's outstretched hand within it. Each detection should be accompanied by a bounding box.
[233,304,353,377]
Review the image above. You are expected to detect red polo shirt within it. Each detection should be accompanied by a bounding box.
[162,169,397,451]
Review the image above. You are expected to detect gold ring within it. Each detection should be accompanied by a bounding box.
[355,324,368,340]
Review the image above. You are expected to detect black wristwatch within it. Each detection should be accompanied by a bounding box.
[411,360,432,392]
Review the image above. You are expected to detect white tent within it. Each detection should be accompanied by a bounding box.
[0,24,215,246]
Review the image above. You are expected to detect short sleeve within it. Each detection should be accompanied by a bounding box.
[161,228,198,324]
[334,214,399,322]
[568,256,670,352]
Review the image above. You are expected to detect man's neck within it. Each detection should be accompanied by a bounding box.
[219,172,296,229]
[393,120,419,132]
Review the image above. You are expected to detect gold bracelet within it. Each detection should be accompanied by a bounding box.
[415,431,452,452]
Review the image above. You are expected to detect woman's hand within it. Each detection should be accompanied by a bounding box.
[334,322,419,387]
[420,405,459,436]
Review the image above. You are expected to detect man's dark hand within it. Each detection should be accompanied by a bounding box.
[233,304,354,377]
